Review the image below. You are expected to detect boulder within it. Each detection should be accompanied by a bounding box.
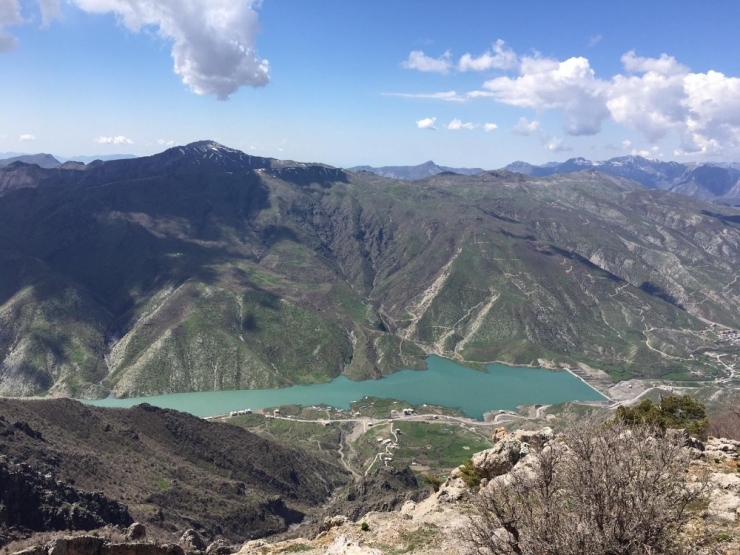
[204,540,231,555]
[323,515,349,530]
[471,438,527,479]
[126,523,146,541]
[511,428,553,448]
[179,530,206,553]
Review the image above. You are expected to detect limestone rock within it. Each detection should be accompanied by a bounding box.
[204,540,231,555]
[471,438,527,478]
[179,530,206,553]
[711,473,740,493]
[324,535,382,555]
[704,437,740,462]
[511,427,553,448]
[707,490,740,522]
[323,515,349,530]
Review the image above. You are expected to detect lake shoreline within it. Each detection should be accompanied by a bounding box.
[83,355,607,421]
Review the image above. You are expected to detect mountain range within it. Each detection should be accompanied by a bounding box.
[0,153,136,168]
[1,141,739,399]
[348,161,484,180]
[503,156,740,203]
[349,155,740,205]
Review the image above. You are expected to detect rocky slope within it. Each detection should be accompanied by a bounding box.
[0,451,132,545]
[1,142,740,397]
[0,399,350,543]
[236,428,740,555]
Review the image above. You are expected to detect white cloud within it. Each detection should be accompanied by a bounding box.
[459,39,518,72]
[589,35,602,47]
[484,123,498,132]
[402,50,452,74]
[70,0,269,99]
[19,134,37,141]
[0,0,22,52]
[511,117,540,136]
[157,139,175,146]
[622,139,632,149]
[542,135,572,152]
[447,118,477,130]
[38,0,61,26]
[621,50,688,76]
[94,135,133,145]
[396,40,740,157]
[484,55,610,136]
[416,117,437,130]
[382,91,467,103]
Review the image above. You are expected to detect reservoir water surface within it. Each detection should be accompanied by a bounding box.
[87,356,606,420]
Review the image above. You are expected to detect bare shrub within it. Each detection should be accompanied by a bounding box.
[708,401,740,441]
[461,422,707,555]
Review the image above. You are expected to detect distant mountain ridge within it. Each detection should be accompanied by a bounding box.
[0,152,136,168]
[0,153,60,169]
[502,155,740,203]
[349,160,484,180]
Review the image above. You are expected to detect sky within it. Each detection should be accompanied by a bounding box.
[2,0,740,169]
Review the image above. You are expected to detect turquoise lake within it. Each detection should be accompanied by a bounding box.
[86,356,606,420]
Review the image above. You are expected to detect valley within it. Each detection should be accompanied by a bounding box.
[0,141,739,409]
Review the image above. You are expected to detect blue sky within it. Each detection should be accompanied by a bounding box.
[2,0,740,168]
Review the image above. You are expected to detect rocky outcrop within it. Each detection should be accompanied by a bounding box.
[319,466,427,524]
[0,455,132,545]
[470,437,529,478]
[704,436,740,462]
[13,537,183,555]
[178,531,205,554]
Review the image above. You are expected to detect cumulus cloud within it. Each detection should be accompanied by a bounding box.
[94,135,133,145]
[2,0,268,99]
[19,134,37,141]
[484,123,498,132]
[416,117,437,130]
[484,55,610,136]
[70,0,268,99]
[511,117,540,136]
[459,39,517,72]
[402,50,452,73]
[0,0,22,52]
[397,39,740,155]
[447,118,477,130]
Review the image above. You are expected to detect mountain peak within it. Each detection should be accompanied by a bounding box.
[183,140,232,151]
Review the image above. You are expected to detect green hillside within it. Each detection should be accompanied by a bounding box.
[0,142,738,397]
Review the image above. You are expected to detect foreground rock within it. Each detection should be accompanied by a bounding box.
[13,536,182,555]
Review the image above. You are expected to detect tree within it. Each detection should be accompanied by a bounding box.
[462,422,707,555]
[615,395,708,439]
